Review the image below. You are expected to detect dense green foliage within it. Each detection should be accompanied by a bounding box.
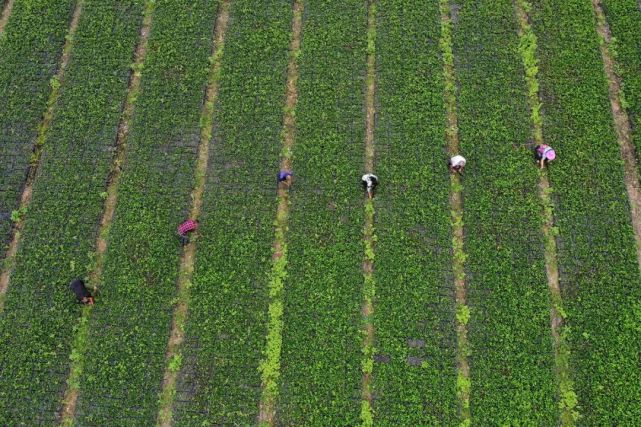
[0,0,74,255]
[372,0,458,424]
[602,0,641,175]
[74,1,219,423]
[452,0,556,423]
[0,1,143,423]
[172,1,291,424]
[531,0,641,422]
[277,1,366,424]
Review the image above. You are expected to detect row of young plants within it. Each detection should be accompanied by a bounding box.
[72,1,220,424]
[0,0,75,257]
[171,1,292,425]
[530,0,641,422]
[276,1,367,424]
[601,1,641,176]
[0,1,144,423]
[451,0,557,423]
[371,0,458,424]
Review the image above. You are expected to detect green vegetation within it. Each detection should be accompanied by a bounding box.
[74,1,219,424]
[277,1,366,424]
[0,1,144,423]
[372,0,458,424]
[0,0,75,255]
[452,0,557,423]
[172,1,291,425]
[530,0,641,422]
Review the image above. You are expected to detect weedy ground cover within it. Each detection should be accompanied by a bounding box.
[74,1,219,424]
[0,1,143,423]
[0,0,75,257]
[276,1,367,424]
[171,1,291,425]
[452,0,556,423]
[530,0,641,422]
[371,0,458,424]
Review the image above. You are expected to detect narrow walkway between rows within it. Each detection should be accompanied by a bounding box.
[58,1,155,424]
[0,0,84,310]
[360,0,377,425]
[591,0,641,272]
[155,2,231,425]
[0,0,14,35]
[514,0,578,424]
[257,1,302,425]
[439,0,471,423]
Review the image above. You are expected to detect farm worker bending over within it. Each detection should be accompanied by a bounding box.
[534,144,556,169]
[278,170,293,187]
[177,219,198,247]
[362,173,379,199]
[448,155,466,175]
[70,279,94,305]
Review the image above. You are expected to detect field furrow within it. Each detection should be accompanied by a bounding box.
[0,1,144,424]
[0,0,75,258]
[530,0,641,421]
[74,1,220,424]
[276,2,367,424]
[370,0,458,424]
[452,0,556,423]
[168,1,292,425]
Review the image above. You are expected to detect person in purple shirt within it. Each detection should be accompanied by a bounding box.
[278,170,293,188]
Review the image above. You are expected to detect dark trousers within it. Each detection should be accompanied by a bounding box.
[178,234,189,246]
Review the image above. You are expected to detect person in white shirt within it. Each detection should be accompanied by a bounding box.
[448,155,466,175]
[361,173,378,198]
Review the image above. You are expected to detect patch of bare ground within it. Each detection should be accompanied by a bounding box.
[57,2,155,425]
[592,0,641,272]
[514,1,578,424]
[0,0,14,35]
[156,2,230,426]
[439,0,471,423]
[257,1,302,425]
[0,0,84,311]
[359,1,377,425]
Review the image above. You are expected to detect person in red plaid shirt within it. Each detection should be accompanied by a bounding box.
[177,219,198,246]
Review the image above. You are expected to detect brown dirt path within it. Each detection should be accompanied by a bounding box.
[592,0,641,272]
[514,1,578,424]
[155,2,230,426]
[359,1,377,425]
[0,0,15,35]
[439,1,471,423]
[58,2,155,425]
[0,0,84,311]
[257,1,302,425]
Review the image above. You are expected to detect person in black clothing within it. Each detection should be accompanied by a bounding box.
[70,279,94,305]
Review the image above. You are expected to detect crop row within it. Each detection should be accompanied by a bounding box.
[602,1,641,177]
[452,0,557,423]
[73,1,220,424]
[371,0,458,424]
[276,1,367,424]
[530,0,641,422]
[0,0,75,257]
[0,1,144,424]
[172,1,292,425]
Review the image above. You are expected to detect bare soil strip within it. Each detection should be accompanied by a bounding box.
[439,1,471,422]
[257,1,302,425]
[58,2,155,425]
[0,0,84,311]
[0,0,15,35]
[155,2,230,426]
[359,1,377,425]
[592,0,641,272]
[514,1,578,424]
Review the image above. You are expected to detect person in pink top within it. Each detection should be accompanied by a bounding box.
[534,144,556,169]
[177,219,198,246]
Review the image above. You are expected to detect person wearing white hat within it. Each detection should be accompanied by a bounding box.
[361,173,378,198]
[448,155,466,175]
[534,144,556,169]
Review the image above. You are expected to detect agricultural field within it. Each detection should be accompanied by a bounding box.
[1,0,640,425]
